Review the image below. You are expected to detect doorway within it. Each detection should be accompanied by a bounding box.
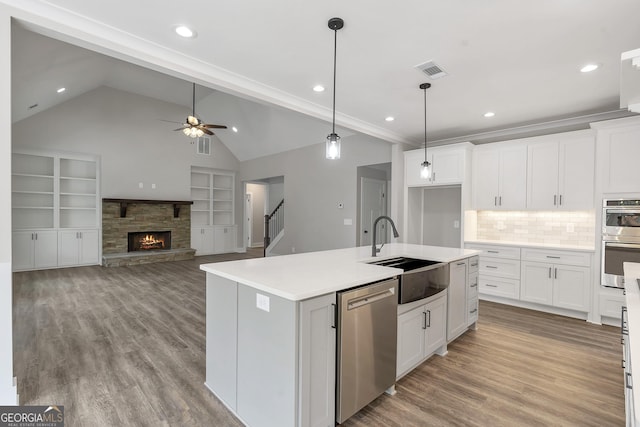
[244,182,268,250]
[357,163,392,247]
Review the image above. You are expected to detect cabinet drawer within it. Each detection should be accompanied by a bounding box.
[468,256,479,272]
[479,258,520,280]
[467,298,478,324]
[466,244,520,260]
[599,292,624,319]
[478,276,520,299]
[521,248,591,267]
[468,271,479,299]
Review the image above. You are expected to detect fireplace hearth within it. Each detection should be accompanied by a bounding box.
[128,231,171,252]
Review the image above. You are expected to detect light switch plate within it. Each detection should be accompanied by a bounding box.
[344,218,352,225]
[256,293,270,312]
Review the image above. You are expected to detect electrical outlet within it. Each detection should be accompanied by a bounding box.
[152,183,156,189]
[454,220,460,229]
[344,218,352,225]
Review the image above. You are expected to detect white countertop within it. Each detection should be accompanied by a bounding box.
[200,243,479,301]
[624,262,640,425]
[465,239,595,252]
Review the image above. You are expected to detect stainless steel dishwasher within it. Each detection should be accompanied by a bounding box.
[336,277,398,424]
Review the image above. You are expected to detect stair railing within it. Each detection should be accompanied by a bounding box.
[264,199,284,256]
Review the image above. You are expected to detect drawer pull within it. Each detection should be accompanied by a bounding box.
[470,262,478,267]
[457,262,466,266]
[546,256,561,259]
[470,283,478,288]
[626,372,633,390]
[486,266,498,269]
[469,308,478,314]
[487,250,499,254]
[485,284,498,288]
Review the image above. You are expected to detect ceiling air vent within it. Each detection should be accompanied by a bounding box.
[415,60,448,79]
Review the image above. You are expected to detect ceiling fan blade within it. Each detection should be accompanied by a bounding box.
[173,127,186,131]
[160,119,183,124]
[200,128,214,136]
[202,124,227,129]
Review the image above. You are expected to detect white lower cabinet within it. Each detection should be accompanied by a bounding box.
[12,230,58,271]
[447,260,468,341]
[397,292,447,379]
[520,248,591,312]
[58,229,99,266]
[205,273,335,427]
[192,226,237,255]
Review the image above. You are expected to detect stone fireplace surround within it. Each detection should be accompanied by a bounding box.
[102,199,195,267]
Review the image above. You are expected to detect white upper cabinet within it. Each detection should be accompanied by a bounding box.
[592,116,640,193]
[473,144,527,210]
[404,143,470,187]
[527,131,595,210]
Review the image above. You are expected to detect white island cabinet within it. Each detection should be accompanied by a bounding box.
[201,243,478,427]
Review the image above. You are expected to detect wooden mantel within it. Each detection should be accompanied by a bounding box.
[102,198,193,218]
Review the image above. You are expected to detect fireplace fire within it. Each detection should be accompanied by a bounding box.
[128,231,171,252]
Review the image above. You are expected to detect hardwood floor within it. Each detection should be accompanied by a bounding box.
[13,251,624,426]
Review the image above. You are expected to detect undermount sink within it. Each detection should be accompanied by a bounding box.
[367,256,440,272]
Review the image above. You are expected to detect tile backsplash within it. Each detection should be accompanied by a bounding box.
[475,210,595,247]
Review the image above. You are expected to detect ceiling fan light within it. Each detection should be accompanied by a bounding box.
[196,128,205,138]
[187,115,199,126]
[326,133,341,159]
[182,128,191,137]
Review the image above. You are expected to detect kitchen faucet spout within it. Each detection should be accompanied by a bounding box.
[371,216,399,257]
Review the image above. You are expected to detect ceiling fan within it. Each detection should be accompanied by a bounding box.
[174,83,227,138]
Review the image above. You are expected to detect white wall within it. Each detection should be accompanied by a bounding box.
[13,86,239,200]
[0,6,17,405]
[239,134,392,254]
[246,183,266,247]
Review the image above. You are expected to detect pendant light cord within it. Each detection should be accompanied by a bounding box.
[332,28,337,135]
[423,86,427,162]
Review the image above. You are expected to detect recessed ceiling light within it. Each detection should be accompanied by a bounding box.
[580,64,598,73]
[232,126,238,133]
[175,26,196,38]
[56,87,66,93]
[313,85,325,92]
[385,116,395,122]
[483,111,495,118]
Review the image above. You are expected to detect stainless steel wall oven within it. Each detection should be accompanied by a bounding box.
[602,199,640,288]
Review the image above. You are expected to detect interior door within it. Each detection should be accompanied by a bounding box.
[360,177,386,246]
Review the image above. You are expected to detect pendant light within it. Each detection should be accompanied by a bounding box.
[326,17,344,160]
[419,83,432,179]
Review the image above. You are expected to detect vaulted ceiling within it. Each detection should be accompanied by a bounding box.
[8,0,640,160]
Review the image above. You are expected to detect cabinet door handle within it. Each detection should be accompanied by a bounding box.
[548,267,552,278]
[456,261,466,266]
[470,283,478,288]
[422,311,427,329]
[31,233,34,240]
[559,195,563,206]
[499,196,502,206]
[35,233,38,240]
[554,195,557,206]
[432,172,436,182]
[470,262,478,267]
[626,372,633,390]
[494,196,497,206]
[331,304,337,329]
[554,268,557,279]
[427,310,431,328]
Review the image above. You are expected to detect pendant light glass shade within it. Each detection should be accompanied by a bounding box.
[419,82,432,179]
[326,133,341,159]
[325,18,344,159]
[420,160,431,179]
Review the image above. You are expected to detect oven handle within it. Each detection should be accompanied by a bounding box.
[605,242,640,249]
[605,209,640,214]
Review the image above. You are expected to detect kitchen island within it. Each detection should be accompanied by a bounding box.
[201,243,478,427]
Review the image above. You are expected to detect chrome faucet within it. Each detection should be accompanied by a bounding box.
[371,215,399,257]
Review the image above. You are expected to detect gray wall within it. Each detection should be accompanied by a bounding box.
[239,134,392,254]
[12,86,240,200]
[422,186,462,247]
